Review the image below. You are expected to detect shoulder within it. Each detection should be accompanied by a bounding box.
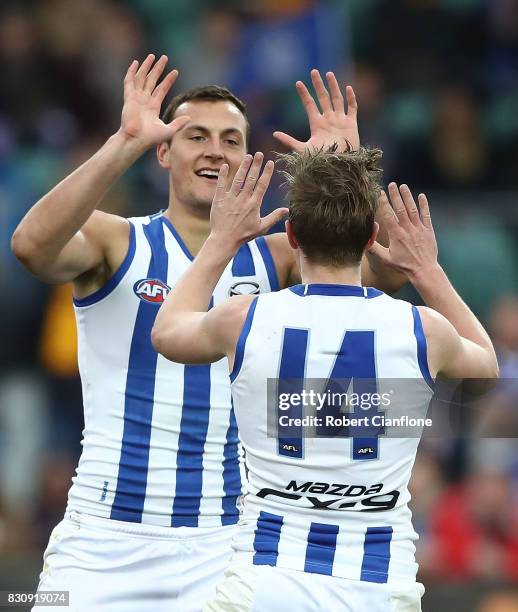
[82,210,131,239]
[209,294,257,327]
[416,305,459,377]
[417,305,456,340]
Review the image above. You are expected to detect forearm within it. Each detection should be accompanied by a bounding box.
[154,236,235,336]
[12,131,146,262]
[411,265,495,355]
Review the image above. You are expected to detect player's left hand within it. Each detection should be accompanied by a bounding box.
[273,70,359,153]
[209,153,289,252]
[367,183,439,282]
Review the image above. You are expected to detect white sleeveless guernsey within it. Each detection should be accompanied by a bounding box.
[67,212,279,527]
[230,284,434,585]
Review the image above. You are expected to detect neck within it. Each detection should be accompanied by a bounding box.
[299,256,362,287]
[163,200,211,257]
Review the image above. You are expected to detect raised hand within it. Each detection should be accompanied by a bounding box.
[367,183,438,281]
[273,69,359,153]
[210,153,288,250]
[119,54,190,149]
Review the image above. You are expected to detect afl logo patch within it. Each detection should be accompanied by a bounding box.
[133,279,171,303]
[229,281,260,297]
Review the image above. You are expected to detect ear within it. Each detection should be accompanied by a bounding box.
[157,142,171,169]
[365,221,379,251]
[286,220,299,250]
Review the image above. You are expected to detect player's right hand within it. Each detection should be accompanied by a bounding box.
[119,54,190,149]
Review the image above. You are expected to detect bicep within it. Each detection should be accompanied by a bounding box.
[38,230,104,284]
[157,312,227,365]
[152,297,253,366]
[16,211,123,285]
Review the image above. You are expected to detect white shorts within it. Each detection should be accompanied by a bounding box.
[204,564,425,612]
[35,511,236,612]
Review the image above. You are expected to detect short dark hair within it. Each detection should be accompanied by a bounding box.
[162,85,250,145]
[280,145,383,266]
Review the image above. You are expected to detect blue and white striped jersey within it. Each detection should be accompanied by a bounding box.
[67,212,279,527]
[230,284,434,584]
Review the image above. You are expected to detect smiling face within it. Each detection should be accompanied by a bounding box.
[158,99,248,214]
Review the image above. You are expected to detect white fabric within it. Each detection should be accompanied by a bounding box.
[68,215,275,526]
[36,511,237,612]
[231,287,434,582]
[204,564,425,612]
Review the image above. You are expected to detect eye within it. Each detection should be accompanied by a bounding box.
[190,135,205,142]
[225,139,239,146]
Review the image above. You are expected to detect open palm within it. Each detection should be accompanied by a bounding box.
[120,54,190,148]
[274,69,359,153]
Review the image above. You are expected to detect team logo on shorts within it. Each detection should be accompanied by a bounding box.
[133,278,171,303]
[229,281,260,297]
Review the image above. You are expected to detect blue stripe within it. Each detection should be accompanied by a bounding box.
[360,526,393,583]
[74,222,136,307]
[255,236,280,291]
[253,511,283,566]
[161,215,194,261]
[229,297,258,383]
[412,306,434,390]
[232,242,256,276]
[278,328,309,459]
[171,362,212,527]
[221,401,241,526]
[304,522,339,576]
[111,218,167,522]
[289,284,383,298]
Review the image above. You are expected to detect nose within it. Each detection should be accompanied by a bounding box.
[203,136,224,160]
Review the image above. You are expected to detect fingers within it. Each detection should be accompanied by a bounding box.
[252,159,275,203]
[326,72,344,113]
[311,69,333,113]
[387,183,411,227]
[366,241,391,264]
[272,131,304,152]
[230,154,253,196]
[144,54,168,93]
[154,69,179,103]
[378,190,399,232]
[260,206,289,234]
[399,184,421,226]
[167,114,190,137]
[417,193,433,229]
[345,85,358,118]
[214,164,229,201]
[124,60,139,95]
[134,54,156,88]
[295,80,320,125]
[242,152,264,197]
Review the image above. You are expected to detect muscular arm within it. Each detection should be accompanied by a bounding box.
[415,270,498,380]
[11,55,189,286]
[369,183,498,383]
[12,137,141,284]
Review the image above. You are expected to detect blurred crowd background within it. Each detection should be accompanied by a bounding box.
[1,0,518,610]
